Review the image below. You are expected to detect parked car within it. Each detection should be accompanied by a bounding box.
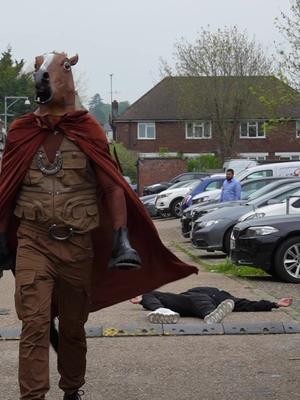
[189,175,293,206]
[123,176,137,192]
[230,215,300,283]
[142,182,171,196]
[239,191,300,221]
[236,161,300,181]
[223,159,258,174]
[181,175,225,210]
[142,172,208,195]
[181,177,300,238]
[191,182,300,254]
[140,194,159,217]
[189,188,221,205]
[155,179,201,218]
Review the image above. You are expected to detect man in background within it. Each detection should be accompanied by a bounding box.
[220,168,241,202]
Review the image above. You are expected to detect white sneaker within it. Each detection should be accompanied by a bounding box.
[147,308,180,324]
[204,299,235,324]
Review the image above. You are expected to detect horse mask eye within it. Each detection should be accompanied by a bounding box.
[64,61,71,71]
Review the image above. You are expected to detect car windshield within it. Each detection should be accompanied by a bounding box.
[168,179,201,189]
[246,184,300,206]
[246,181,289,201]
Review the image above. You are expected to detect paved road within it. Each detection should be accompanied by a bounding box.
[0,217,300,399]
[155,216,300,321]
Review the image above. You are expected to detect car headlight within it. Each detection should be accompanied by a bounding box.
[157,193,170,199]
[194,196,210,204]
[244,226,279,237]
[199,220,220,228]
[240,212,266,222]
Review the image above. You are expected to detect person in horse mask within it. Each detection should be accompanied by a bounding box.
[0,52,197,400]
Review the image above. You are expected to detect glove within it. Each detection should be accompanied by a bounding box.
[108,227,142,270]
[0,233,15,272]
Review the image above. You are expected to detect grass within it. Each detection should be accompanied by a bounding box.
[174,243,268,278]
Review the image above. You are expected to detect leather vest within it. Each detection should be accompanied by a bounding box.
[14,137,99,232]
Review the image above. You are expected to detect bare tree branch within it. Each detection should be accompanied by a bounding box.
[160,26,273,160]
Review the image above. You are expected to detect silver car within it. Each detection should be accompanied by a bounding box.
[191,182,300,254]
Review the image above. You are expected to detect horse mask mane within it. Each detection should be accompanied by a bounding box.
[34,51,79,115]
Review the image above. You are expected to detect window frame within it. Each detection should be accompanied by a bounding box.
[137,122,156,140]
[240,121,266,139]
[185,121,212,139]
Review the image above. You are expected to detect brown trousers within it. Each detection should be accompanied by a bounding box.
[15,222,94,400]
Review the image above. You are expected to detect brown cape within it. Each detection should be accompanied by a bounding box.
[0,111,198,311]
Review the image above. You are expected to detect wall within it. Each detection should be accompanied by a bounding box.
[116,120,300,158]
[137,157,188,195]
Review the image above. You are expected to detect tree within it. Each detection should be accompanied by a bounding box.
[160,26,274,161]
[275,0,300,89]
[118,101,130,115]
[88,93,106,124]
[88,94,130,125]
[0,47,35,128]
[109,142,137,182]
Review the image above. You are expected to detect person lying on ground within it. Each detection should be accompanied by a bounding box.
[130,286,293,324]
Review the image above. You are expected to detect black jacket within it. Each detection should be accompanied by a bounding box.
[140,287,278,318]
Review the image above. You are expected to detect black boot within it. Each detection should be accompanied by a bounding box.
[108,227,142,270]
[63,390,84,399]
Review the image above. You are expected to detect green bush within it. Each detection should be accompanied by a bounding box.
[109,142,137,183]
[187,155,222,172]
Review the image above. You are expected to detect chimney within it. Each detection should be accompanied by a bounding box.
[112,100,119,119]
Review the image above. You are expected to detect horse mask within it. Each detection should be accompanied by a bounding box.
[34,52,78,108]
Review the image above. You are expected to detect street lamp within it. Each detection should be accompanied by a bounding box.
[4,96,31,133]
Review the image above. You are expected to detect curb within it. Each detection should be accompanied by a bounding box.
[1,322,300,340]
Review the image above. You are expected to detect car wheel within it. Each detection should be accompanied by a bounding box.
[223,227,233,254]
[274,236,300,283]
[170,198,183,218]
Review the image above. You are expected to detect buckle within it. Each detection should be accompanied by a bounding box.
[48,224,74,241]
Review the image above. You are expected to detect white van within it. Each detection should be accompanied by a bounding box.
[223,159,258,175]
[236,162,300,181]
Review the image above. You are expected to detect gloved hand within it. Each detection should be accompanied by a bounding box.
[0,233,15,273]
[109,227,142,270]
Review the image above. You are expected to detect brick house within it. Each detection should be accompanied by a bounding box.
[113,76,300,161]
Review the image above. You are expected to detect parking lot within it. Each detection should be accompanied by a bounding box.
[1,217,300,399]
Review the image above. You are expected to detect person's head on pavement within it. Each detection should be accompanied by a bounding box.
[226,168,234,181]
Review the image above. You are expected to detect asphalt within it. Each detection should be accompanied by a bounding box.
[0,217,300,399]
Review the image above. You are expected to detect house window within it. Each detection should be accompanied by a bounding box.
[296,120,300,138]
[275,152,300,161]
[239,152,268,161]
[240,121,266,138]
[137,122,156,140]
[186,121,211,139]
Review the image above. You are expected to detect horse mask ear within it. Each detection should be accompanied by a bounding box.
[69,54,79,66]
[34,56,44,70]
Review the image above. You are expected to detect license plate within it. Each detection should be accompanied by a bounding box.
[230,239,236,250]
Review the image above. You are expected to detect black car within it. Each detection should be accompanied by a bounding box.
[181,177,300,238]
[230,215,300,283]
[142,172,209,195]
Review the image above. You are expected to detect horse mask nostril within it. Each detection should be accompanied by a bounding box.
[43,72,50,81]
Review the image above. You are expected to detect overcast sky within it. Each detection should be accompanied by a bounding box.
[1,0,293,105]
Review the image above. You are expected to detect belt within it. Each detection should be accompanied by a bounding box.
[20,221,85,241]
[48,224,76,241]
